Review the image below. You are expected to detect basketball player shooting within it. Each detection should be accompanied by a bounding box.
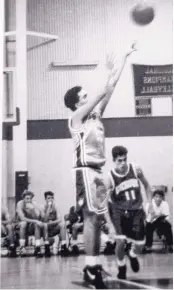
[64,43,136,289]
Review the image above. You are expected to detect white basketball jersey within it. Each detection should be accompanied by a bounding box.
[68,111,106,168]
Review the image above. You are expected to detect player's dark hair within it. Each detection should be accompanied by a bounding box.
[153,189,164,199]
[22,190,34,198]
[44,191,54,199]
[112,146,128,161]
[70,206,75,213]
[64,86,82,111]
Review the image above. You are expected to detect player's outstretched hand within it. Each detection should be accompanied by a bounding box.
[126,41,137,57]
[105,52,117,71]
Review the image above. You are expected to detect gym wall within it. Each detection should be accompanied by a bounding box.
[27,0,172,119]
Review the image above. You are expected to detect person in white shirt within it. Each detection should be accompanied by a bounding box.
[144,189,173,253]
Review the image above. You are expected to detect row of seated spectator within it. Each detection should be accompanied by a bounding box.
[2,190,69,257]
[1,189,173,257]
[1,190,115,257]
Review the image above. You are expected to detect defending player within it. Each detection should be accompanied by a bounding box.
[106,146,152,280]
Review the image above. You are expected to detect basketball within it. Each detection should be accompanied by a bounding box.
[131,3,155,25]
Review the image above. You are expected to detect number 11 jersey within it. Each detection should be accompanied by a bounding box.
[109,163,143,210]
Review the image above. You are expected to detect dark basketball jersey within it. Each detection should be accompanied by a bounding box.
[109,163,143,210]
[68,111,105,168]
[43,205,57,222]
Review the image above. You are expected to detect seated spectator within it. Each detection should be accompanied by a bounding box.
[16,190,43,257]
[41,191,69,257]
[1,204,16,257]
[65,206,83,255]
[144,189,173,253]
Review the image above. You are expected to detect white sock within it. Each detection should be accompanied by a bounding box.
[129,249,137,258]
[71,239,77,246]
[101,233,109,243]
[96,255,101,265]
[85,256,97,266]
[35,239,41,247]
[19,239,25,247]
[61,240,66,246]
[117,258,126,267]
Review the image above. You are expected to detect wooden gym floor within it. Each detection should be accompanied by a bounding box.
[1,252,173,289]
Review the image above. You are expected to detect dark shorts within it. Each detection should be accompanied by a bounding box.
[73,167,107,215]
[17,222,42,236]
[109,204,145,245]
[15,222,36,236]
[26,223,35,236]
[47,224,60,237]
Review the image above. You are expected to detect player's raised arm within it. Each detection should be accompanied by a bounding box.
[70,74,115,126]
[64,52,126,129]
[96,42,137,115]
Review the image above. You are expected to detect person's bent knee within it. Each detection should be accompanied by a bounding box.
[43,223,48,230]
[83,208,97,218]
[19,221,27,229]
[59,222,66,230]
[116,239,125,247]
[35,222,43,229]
[72,223,80,231]
[83,210,99,225]
[6,223,13,231]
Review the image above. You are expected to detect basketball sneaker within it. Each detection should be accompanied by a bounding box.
[19,246,27,257]
[8,245,17,257]
[71,244,80,256]
[83,264,109,289]
[103,241,115,255]
[128,253,140,272]
[45,244,51,257]
[117,265,127,279]
[60,244,70,256]
[34,246,43,258]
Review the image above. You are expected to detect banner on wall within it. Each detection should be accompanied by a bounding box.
[132,64,173,97]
